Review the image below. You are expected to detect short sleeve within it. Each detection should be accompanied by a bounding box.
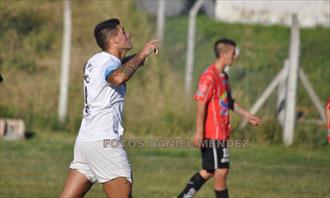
[327,96,330,110]
[225,74,235,109]
[194,75,214,103]
[103,63,118,81]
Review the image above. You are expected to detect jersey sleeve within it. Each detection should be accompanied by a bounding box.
[194,74,214,103]
[103,63,118,81]
[225,75,235,110]
[100,57,121,83]
[327,96,330,110]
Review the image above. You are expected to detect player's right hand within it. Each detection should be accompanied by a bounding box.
[193,132,204,148]
[140,39,160,58]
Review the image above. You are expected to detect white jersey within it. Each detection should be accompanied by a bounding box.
[77,51,126,142]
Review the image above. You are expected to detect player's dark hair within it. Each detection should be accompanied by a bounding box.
[214,38,236,58]
[94,18,120,50]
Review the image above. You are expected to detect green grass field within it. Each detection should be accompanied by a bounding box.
[1,131,329,198]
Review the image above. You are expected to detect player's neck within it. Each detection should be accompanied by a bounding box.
[106,48,128,60]
[214,59,226,74]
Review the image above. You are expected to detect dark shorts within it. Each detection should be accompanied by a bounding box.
[200,139,229,173]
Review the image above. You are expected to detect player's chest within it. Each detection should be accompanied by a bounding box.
[212,77,230,99]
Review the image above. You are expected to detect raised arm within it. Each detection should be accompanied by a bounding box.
[122,54,143,65]
[107,40,159,86]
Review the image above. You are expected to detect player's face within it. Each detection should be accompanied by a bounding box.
[115,25,132,51]
[224,46,236,66]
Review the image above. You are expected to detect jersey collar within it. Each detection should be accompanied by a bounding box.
[102,51,121,64]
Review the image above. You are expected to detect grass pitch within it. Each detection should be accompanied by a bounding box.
[0,131,329,198]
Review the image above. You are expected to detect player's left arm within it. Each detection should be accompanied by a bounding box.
[228,92,261,126]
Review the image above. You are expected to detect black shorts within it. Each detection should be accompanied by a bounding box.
[200,139,229,172]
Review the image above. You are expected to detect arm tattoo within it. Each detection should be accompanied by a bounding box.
[122,53,145,67]
[108,53,145,85]
[122,54,136,64]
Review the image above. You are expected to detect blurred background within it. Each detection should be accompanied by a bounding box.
[0,0,329,197]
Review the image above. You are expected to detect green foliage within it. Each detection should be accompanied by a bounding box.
[0,10,42,34]
[0,5,57,73]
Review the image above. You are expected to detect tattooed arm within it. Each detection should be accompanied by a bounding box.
[122,54,136,64]
[107,53,144,86]
[107,40,159,86]
[122,54,145,67]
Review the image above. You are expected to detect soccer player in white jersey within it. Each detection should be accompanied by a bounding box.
[59,18,159,198]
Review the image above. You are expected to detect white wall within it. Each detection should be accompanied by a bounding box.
[215,0,330,28]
